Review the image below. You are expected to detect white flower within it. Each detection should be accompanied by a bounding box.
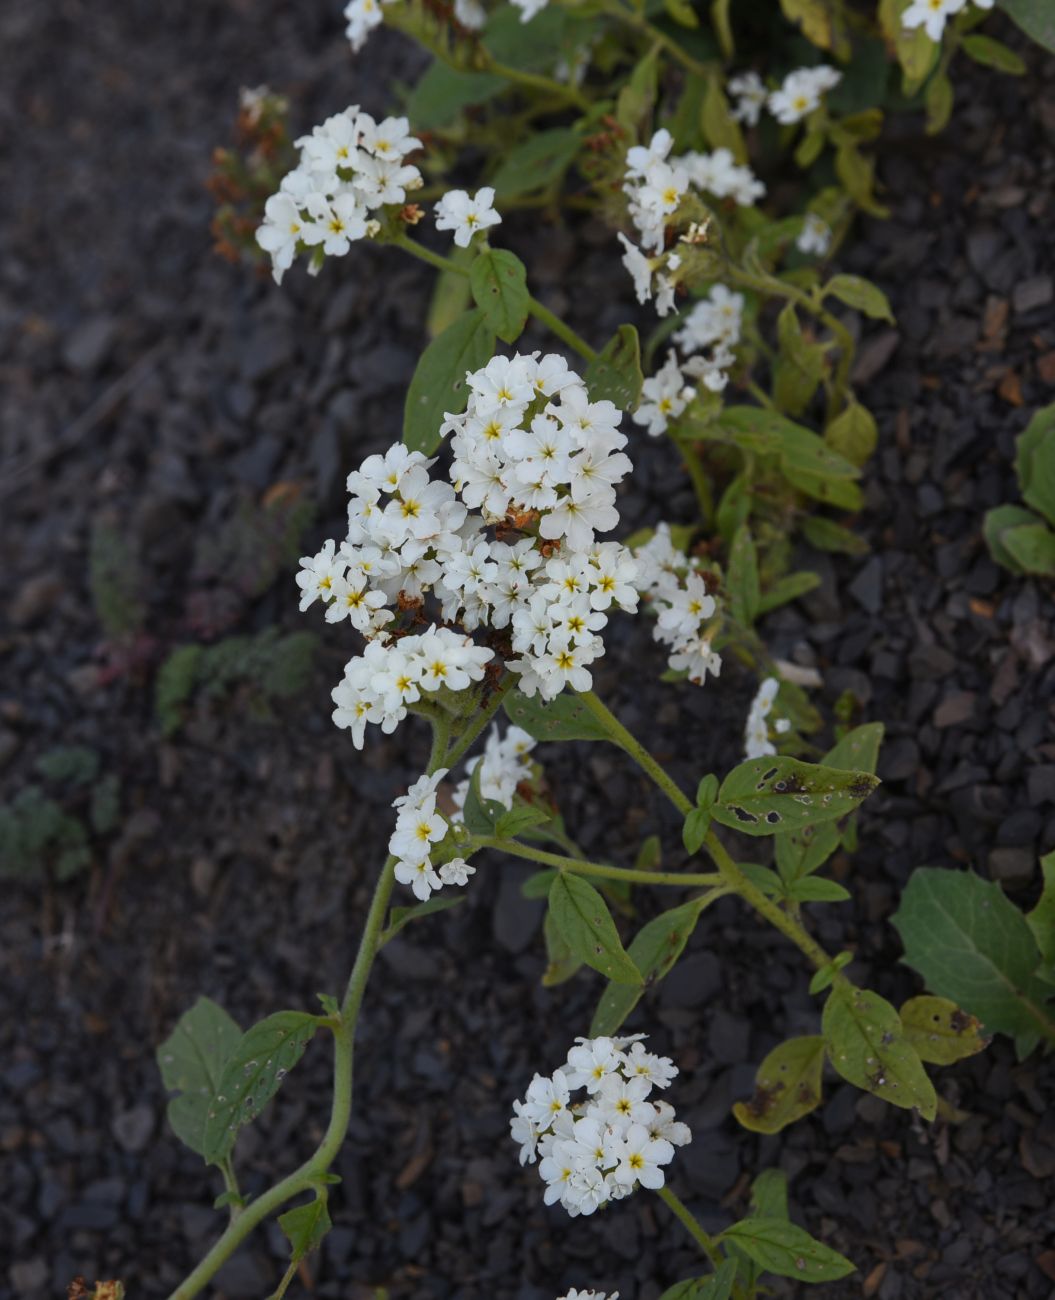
[344,0,389,52]
[435,187,502,248]
[768,66,842,124]
[902,0,966,41]
[510,0,549,19]
[728,71,768,126]
[393,856,442,901]
[613,1123,674,1190]
[744,676,790,759]
[256,194,305,285]
[558,1291,618,1300]
[454,0,487,26]
[633,353,695,437]
[796,212,831,256]
[438,857,475,886]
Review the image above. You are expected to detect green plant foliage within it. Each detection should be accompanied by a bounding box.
[89,518,146,641]
[0,787,91,882]
[490,128,579,198]
[380,896,465,946]
[542,908,584,986]
[712,756,878,836]
[891,867,1055,1055]
[898,995,989,1065]
[997,0,1055,54]
[470,249,530,343]
[733,1035,826,1133]
[721,1218,854,1283]
[584,325,644,411]
[157,997,243,1159]
[403,309,495,455]
[548,873,643,985]
[822,984,937,1118]
[35,745,100,785]
[504,690,611,743]
[279,1193,332,1263]
[1015,402,1055,525]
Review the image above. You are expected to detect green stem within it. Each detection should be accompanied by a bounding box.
[483,56,591,111]
[394,236,596,363]
[219,1157,243,1223]
[601,0,712,77]
[657,1186,725,1271]
[475,835,725,890]
[677,439,713,523]
[578,690,838,974]
[444,675,514,770]
[168,714,460,1299]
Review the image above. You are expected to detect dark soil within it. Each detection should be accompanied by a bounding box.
[2,3,1054,1299]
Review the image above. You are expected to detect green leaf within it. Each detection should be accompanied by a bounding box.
[1000,521,1055,576]
[822,985,937,1118]
[504,689,611,743]
[483,3,569,69]
[381,894,465,945]
[542,908,584,986]
[801,515,869,555]
[469,249,529,344]
[407,62,506,130]
[1027,852,1055,968]
[775,822,841,886]
[712,756,878,837]
[924,70,954,135]
[462,762,505,835]
[778,421,861,481]
[999,0,1055,53]
[490,128,579,198]
[278,1195,332,1263]
[522,869,558,899]
[721,1218,855,1283]
[835,142,888,219]
[795,128,826,169]
[716,471,751,542]
[403,309,495,455]
[157,997,242,1159]
[727,525,760,626]
[589,898,706,1035]
[664,0,699,26]
[616,49,660,134]
[961,32,1027,73]
[682,807,712,855]
[779,0,851,55]
[824,722,884,775]
[427,247,474,338]
[983,503,1043,573]
[495,802,552,838]
[787,876,851,902]
[899,995,989,1066]
[1016,403,1055,526]
[585,325,644,411]
[808,950,853,994]
[635,833,662,872]
[878,0,940,94]
[825,402,878,467]
[891,867,1055,1044]
[549,873,643,986]
[203,1011,320,1163]
[773,303,825,416]
[823,275,895,324]
[659,1261,738,1300]
[711,0,734,57]
[757,570,821,614]
[750,1168,789,1221]
[733,1035,825,1133]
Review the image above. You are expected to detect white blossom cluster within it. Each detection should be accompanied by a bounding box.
[344,0,485,53]
[510,1035,690,1216]
[622,129,765,256]
[743,677,791,759]
[632,524,722,686]
[902,0,993,42]
[728,66,842,128]
[632,284,744,438]
[451,723,537,819]
[256,105,422,283]
[296,353,640,747]
[558,1292,618,1300]
[389,769,476,900]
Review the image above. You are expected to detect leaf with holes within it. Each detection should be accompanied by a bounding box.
[733,1035,825,1134]
[157,997,242,1160]
[899,996,989,1066]
[712,757,878,836]
[721,1218,854,1283]
[503,690,611,743]
[470,249,529,344]
[822,985,936,1118]
[202,1011,320,1164]
[590,898,708,1035]
[549,873,642,986]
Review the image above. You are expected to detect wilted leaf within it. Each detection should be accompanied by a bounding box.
[899,995,989,1065]
[734,1035,825,1133]
[712,756,878,836]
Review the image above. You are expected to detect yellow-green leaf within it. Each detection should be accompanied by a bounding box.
[733,1035,825,1133]
[823,985,937,1118]
[899,996,990,1065]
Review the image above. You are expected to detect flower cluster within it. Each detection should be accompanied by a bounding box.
[632,525,722,686]
[796,212,832,257]
[727,66,842,127]
[743,677,791,759]
[297,353,640,746]
[344,0,485,52]
[510,1035,690,1216]
[559,1292,618,1300]
[622,129,764,256]
[435,187,502,249]
[451,724,537,819]
[256,105,422,283]
[902,0,993,42]
[389,769,476,901]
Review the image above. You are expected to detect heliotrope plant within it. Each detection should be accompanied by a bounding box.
[138,2,1055,1298]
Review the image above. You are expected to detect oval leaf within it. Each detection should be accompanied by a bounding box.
[504,690,611,743]
[733,1035,825,1134]
[899,995,989,1066]
[822,985,937,1119]
[585,325,644,411]
[403,309,495,455]
[721,1218,854,1283]
[469,249,529,344]
[823,274,894,323]
[279,1194,332,1263]
[157,996,242,1158]
[713,757,878,836]
[203,1011,320,1164]
[549,873,642,986]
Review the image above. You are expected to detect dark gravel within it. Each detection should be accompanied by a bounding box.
[2,3,1054,1299]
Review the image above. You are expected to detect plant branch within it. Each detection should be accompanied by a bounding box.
[656,1185,725,1270]
[474,835,726,890]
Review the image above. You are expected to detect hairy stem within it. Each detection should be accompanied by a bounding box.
[475,835,726,890]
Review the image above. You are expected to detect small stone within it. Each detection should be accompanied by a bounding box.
[849,557,884,615]
[879,738,919,782]
[8,1259,48,1291]
[1027,765,1055,805]
[1012,275,1053,314]
[987,847,1034,888]
[660,951,721,1009]
[112,1103,155,1154]
[933,691,977,729]
[63,315,117,373]
[11,571,63,626]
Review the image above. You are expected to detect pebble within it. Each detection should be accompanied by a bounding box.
[62,316,117,373]
[111,1104,155,1154]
